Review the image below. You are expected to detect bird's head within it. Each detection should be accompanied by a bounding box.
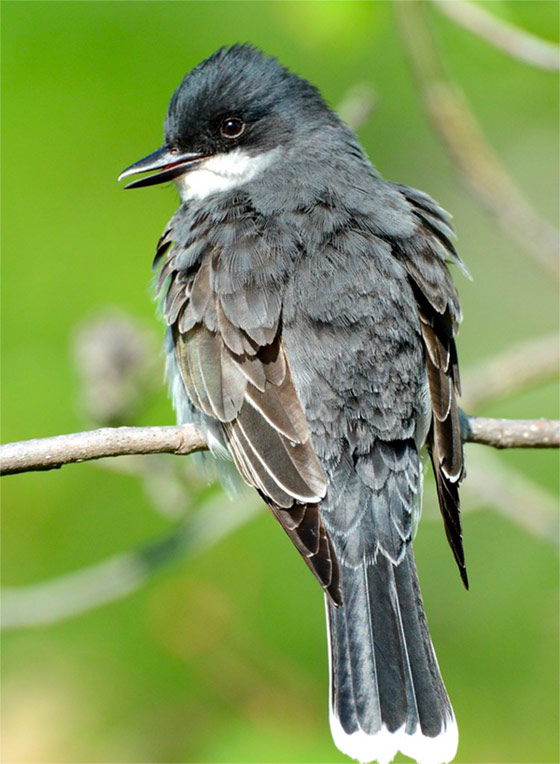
[119,44,335,199]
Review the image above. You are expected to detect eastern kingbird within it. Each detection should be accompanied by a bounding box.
[119,44,468,764]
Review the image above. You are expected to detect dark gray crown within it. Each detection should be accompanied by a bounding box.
[164,44,338,155]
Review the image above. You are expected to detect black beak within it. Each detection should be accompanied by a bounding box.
[118,147,207,189]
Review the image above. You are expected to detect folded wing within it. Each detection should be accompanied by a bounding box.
[157,214,341,604]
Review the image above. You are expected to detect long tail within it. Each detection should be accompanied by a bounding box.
[326,546,458,764]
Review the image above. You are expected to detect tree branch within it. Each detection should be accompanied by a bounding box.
[0,425,207,476]
[1,492,261,631]
[337,82,377,131]
[460,332,559,411]
[395,1,559,277]
[1,416,558,477]
[460,448,559,547]
[464,416,559,449]
[3,422,557,631]
[432,0,560,72]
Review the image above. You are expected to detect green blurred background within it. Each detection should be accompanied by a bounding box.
[2,2,558,762]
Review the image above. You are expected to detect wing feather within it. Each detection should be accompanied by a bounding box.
[270,503,342,605]
[225,420,296,507]
[155,204,408,605]
[234,402,326,503]
[397,188,468,587]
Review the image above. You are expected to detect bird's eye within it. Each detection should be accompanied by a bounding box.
[221,117,245,139]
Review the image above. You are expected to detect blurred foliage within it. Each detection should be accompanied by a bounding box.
[1,2,558,763]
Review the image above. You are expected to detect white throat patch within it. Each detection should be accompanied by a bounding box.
[176,147,279,201]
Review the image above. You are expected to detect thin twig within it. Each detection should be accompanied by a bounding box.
[395,1,559,277]
[337,82,377,131]
[460,448,559,547]
[1,416,558,477]
[464,416,560,449]
[460,332,560,411]
[1,493,261,631]
[432,0,560,72]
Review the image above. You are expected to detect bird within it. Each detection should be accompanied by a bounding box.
[119,44,468,764]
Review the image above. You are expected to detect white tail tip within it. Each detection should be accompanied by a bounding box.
[329,708,459,764]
